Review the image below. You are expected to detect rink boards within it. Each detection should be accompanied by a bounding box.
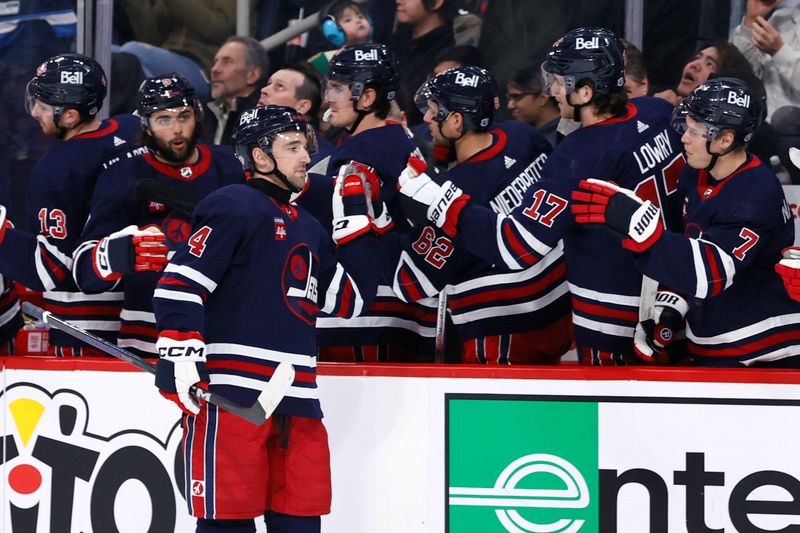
[2,359,800,533]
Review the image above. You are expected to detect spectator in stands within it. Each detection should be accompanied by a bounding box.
[506,64,561,148]
[116,0,237,102]
[390,0,458,127]
[307,0,374,77]
[730,0,800,127]
[654,42,752,106]
[622,39,650,98]
[258,62,335,167]
[203,36,270,146]
[432,44,487,75]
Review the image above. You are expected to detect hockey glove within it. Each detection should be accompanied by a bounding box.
[92,225,169,281]
[571,178,663,252]
[397,156,470,237]
[332,162,378,244]
[349,160,394,233]
[634,290,689,364]
[775,246,800,302]
[155,330,209,416]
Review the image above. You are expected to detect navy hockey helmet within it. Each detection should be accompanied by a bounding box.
[414,66,499,132]
[232,105,318,173]
[327,43,399,101]
[671,77,763,144]
[541,27,625,97]
[25,53,107,119]
[136,73,204,126]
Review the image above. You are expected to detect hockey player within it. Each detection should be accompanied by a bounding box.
[301,43,438,361]
[572,77,800,367]
[72,74,244,358]
[152,105,382,533]
[0,53,141,355]
[390,66,572,363]
[397,27,685,365]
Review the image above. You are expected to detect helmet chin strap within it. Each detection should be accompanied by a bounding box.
[254,153,302,193]
[703,138,736,173]
[567,92,585,122]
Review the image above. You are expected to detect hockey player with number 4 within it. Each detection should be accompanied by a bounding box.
[398,27,685,364]
[572,77,800,367]
[152,105,383,533]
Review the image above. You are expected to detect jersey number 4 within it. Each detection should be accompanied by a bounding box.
[38,208,67,239]
[188,226,212,257]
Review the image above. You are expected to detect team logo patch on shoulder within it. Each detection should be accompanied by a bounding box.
[274,217,287,240]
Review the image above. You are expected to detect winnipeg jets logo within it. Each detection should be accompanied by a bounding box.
[191,480,205,496]
[636,120,649,133]
[282,245,320,324]
[180,167,193,178]
[504,156,516,169]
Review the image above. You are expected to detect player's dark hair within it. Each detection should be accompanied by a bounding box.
[621,39,647,87]
[584,80,628,117]
[223,35,270,88]
[370,88,392,119]
[433,45,487,70]
[284,61,323,121]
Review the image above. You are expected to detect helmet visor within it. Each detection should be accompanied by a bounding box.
[670,101,718,140]
[540,63,575,97]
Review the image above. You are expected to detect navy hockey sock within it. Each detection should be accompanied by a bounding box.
[264,511,321,533]
[196,518,256,533]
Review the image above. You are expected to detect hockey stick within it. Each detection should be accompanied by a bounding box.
[21,302,294,425]
[135,178,199,215]
[434,287,448,363]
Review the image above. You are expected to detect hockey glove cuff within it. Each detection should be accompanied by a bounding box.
[633,290,689,364]
[155,330,209,416]
[776,246,800,302]
[571,178,663,252]
[92,225,169,281]
[332,164,380,244]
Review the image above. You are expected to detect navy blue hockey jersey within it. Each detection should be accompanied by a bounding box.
[73,144,244,357]
[153,181,381,418]
[392,121,571,351]
[452,97,685,357]
[0,184,22,347]
[635,155,800,365]
[301,122,439,356]
[0,115,141,348]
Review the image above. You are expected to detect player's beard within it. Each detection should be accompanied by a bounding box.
[150,132,198,164]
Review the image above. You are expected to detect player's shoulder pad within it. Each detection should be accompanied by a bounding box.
[631,95,676,119]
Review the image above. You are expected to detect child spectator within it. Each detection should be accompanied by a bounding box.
[307,1,373,77]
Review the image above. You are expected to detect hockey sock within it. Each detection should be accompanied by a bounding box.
[196,518,256,533]
[264,511,321,533]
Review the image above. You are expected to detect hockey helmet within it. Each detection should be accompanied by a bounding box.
[415,66,499,132]
[136,74,204,125]
[25,53,107,119]
[326,43,399,101]
[671,77,763,144]
[232,105,318,172]
[541,27,625,97]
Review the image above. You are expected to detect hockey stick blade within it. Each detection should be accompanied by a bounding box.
[135,178,199,215]
[21,302,290,425]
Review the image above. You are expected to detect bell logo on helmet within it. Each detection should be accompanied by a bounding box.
[354,49,378,62]
[60,71,83,85]
[575,36,600,50]
[727,91,750,109]
[454,72,479,87]
[239,108,258,125]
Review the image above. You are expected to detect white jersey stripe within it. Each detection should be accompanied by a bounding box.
[572,314,635,338]
[687,313,800,345]
[164,263,218,293]
[450,281,568,323]
[316,315,436,336]
[153,288,204,306]
[568,282,640,307]
[209,374,319,399]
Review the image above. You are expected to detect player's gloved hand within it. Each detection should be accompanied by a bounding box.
[634,290,689,364]
[332,163,377,245]
[571,178,663,252]
[397,156,470,237]
[775,246,800,302]
[347,160,394,234]
[155,330,209,416]
[92,225,169,280]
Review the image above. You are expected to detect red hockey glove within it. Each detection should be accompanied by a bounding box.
[332,162,385,244]
[571,178,663,252]
[92,225,169,281]
[155,330,209,416]
[397,155,469,237]
[633,290,689,364]
[775,246,800,302]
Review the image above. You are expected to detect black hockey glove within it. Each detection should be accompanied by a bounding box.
[571,178,663,252]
